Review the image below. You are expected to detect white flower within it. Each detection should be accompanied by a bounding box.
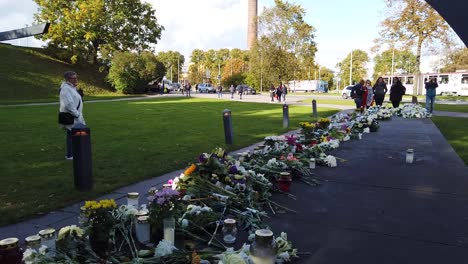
[154,240,177,257]
[363,127,370,133]
[343,135,350,141]
[325,155,337,167]
[182,195,191,201]
[277,251,291,263]
[181,219,189,228]
[22,248,36,263]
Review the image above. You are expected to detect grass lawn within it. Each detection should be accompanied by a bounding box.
[0,97,338,225]
[302,99,356,106]
[0,95,144,105]
[432,116,468,165]
[431,104,468,113]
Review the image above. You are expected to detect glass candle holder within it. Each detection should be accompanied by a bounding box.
[25,235,41,251]
[136,216,150,244]
[78,206,88,226]
[406,149,414,164]
[38,228,56,256]
[127,192,139,207]
[163,217,175,245]
[358,133,362,140]
[309,158,316,169]
[162,184,172,190]
[0,237,23,264]
[249,229,277,264]
[222,219,238,244]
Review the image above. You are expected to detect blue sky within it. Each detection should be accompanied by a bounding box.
[0,0,439,75]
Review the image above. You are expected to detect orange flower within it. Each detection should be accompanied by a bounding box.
[184,164,197,176]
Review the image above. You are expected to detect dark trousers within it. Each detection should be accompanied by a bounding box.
[374,96,384,106]
[392,101,400,108]
[66,129,73,158]
[354,98,362,109]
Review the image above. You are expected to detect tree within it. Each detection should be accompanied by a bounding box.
[188,49,205,84]
[107,51,165,94]
[375,0,453,94]
[338,50,369,86]
[34,0,164,64]
[440,48,468,73]
[373,49,417,79]
[156,51,185,83]
[248,0,317,88]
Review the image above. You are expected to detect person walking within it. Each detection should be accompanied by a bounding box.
[269,84,276,102]
[425,77,438,113]
[230,84,235,99]
[350,79,365,109]
[365,80,374,108]
[237,84,244,100]
[372,77,388,106]
[276,83,283,103]
[59,71,85,160]
[185,82,191,97]
[279,82,287,102]
[217,85,223,98]
[389,77,406,108]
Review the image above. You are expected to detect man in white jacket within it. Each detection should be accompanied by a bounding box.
[59,71,85,160]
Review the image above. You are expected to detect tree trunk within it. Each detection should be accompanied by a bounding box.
[414,38,423,95]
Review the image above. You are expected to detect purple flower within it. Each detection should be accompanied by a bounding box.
[198,154,207,163]
[228,166,238,174]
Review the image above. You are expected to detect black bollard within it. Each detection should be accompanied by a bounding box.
[283,104,289,128]
[71,124,93,190]
[312,99,318,118]
[223,109,233,144]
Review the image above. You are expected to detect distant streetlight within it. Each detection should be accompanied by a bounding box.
[349,50,353,86]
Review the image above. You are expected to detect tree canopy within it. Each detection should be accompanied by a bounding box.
[375,0,452,93]
[247,0,317,90]
[440,48,468,73]
[373,49,417,80]
[338,50,369,86]
[156,51,185,83]
[34,0,164,64]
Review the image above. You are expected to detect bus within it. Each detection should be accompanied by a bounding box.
[381,71,468,96]
[287,80,328,93]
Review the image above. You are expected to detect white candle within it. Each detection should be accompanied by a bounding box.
[309,158,316,169]
[250,255,275,264]
[406,149,414,163]
[127,192,139,207]
[163,218,175,244]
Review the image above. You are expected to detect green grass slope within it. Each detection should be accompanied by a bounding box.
[0,44,116,104]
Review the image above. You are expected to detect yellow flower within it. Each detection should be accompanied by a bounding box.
[184,164,197,176]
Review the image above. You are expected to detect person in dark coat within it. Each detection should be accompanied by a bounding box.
[389,77,406,108]
[372,77,388,106]
[276,83,283,102]
[425,77,438,113]
[269,84,276,102]
[350,79,365,109]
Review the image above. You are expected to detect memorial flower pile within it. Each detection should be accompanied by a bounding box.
[392,103,432,118]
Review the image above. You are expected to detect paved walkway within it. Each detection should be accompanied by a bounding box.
[2,93,468,118]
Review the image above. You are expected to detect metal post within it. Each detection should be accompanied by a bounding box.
[349,51,353,85]
[283,104,289,128]
[223,109,233,144]
[312,99,318,118]
[71,124,93,190]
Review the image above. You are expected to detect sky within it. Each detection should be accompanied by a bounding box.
[0,0,441,76]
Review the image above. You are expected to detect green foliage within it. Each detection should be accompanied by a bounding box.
[440,48,468,73]
[432,116,468,165]
[247,0,317,87]
[107,51,165,94]
[156,51,185,83]
[33,0,164,64]
[0,44,115,104]
[338,49,369,85]
[373,49,417,80]
[375,0,452,74]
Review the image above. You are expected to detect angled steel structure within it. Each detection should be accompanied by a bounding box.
[425,0,468,46]
[0,23,50,42]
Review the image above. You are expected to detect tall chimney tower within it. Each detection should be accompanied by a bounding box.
[247,0,258,50]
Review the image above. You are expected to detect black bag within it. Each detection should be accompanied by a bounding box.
[58,112,75,125]
[58,100,80,125]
